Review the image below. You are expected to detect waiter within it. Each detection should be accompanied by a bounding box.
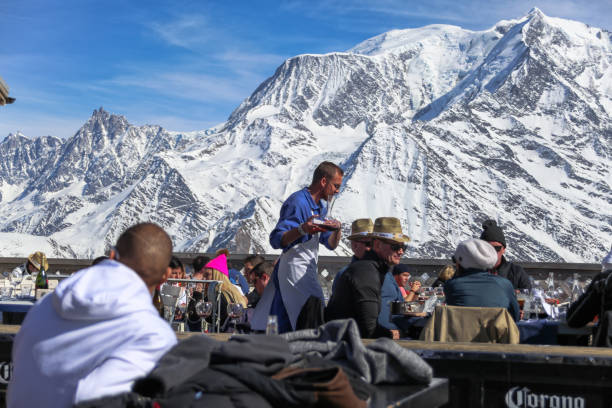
[252,161,343,333]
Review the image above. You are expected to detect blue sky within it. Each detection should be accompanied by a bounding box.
[1,0,610,139]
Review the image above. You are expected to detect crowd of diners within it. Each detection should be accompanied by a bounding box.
[5,160,612,407]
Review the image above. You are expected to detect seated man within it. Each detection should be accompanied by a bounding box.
[251,261,273,298]
[445,238,520,321]
[3,251,49,324]
[331,218,373,294]
[326,217,410,339]
[8,251,48,279]
[391,264,421,301]
[567,247,612,346]
[243,254,265,308]
[480,219,531,290]
[8,223,177,407]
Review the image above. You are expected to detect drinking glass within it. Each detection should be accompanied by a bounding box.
[10,272,22,294]
[227,303,244,333]
[20,283,33,298]
[195,301,213,333]
[517,289,530,320]
[0,286,13,300]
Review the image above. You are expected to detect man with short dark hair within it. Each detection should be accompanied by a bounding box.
[8,223,177,407]
[326,217,409,339]
[243,254,265,308]
[252,261,274,296]
[252,161,343,333]
[243,254,265,284]
[480,219,531,290]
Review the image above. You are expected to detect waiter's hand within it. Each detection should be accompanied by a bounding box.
[325,218,341,230]
[302,215,326,234]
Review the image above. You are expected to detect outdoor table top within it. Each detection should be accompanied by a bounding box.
[0,298,36,313]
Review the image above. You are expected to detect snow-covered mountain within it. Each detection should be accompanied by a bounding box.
[0,9,610,262]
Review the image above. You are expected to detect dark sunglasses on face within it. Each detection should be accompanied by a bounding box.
[492,245,504,252]
[389,243,407,252]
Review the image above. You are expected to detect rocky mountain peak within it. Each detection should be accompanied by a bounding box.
[0,10,609,262]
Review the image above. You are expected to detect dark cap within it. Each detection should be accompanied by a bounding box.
[480,219,506,247]
[392,263,411,276]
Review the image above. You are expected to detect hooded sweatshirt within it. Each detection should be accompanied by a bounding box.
[7,260,177,408]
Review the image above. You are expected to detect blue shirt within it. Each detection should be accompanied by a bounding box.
[444,269,520,321]
[228,268,249,295]
[269,187,333,251]
[378,272,404,331]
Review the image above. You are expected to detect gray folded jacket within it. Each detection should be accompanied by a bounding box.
[282,318,433,385]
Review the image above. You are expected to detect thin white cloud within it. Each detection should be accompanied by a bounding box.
[147,14,212,49]
[105,70,255,103]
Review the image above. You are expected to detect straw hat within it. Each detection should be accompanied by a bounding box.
[368,217,411,244]
[347,218,374,241]
[27,251,49,272]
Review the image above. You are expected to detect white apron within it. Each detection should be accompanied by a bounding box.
[251,233,322,331]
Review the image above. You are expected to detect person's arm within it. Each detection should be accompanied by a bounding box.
[567,274,604,327]
[326,222,342,250]
[280,215,326,247]
[75,327,176,404]
[405,281,421,302]
[514,265,532,290]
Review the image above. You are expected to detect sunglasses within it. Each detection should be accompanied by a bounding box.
[389,243,408,252]
[492,245,504,252]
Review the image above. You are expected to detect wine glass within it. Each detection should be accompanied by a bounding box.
[517,289,530,320]
[10,270,23,298]
[227,302,244,333]
[195,301,213,333]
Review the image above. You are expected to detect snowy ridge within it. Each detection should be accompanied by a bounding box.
[0,9,609,261]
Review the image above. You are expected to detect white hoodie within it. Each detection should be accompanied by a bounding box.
[7,260,177,407]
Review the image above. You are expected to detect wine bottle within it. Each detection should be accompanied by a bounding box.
[153,285,164,318]
[35,267,48,289]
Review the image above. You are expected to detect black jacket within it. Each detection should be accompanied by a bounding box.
[490,256,531,290]
[325,250,393,339]
[567,270,612,347]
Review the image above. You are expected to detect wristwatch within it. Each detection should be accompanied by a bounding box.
[297,223,307,236]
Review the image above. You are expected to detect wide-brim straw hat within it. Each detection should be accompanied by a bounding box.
[347,218,374,241]
[28,251,49,272]
[368,217,411,244]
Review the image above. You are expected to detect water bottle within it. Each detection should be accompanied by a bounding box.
[266,315,278,335]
